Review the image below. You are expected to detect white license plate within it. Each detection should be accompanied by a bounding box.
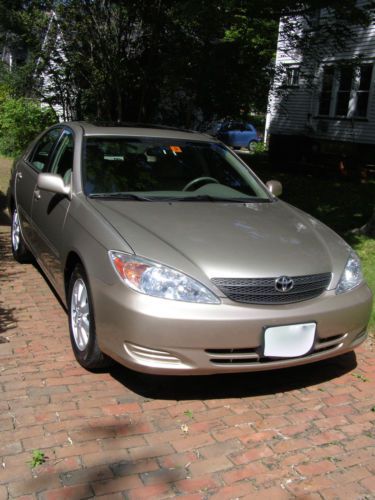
[264,323,316,358]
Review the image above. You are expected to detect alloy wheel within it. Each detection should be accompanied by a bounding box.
[12,209,21,252]
[71,278,90,351]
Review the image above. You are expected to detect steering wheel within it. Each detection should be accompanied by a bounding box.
[182,176,220,192]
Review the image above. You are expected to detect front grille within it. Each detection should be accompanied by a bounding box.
[211,273,331,305]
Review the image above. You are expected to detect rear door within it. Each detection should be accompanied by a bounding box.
[15,127,62,252]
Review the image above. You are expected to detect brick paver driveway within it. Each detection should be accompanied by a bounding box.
[0,186,374,498]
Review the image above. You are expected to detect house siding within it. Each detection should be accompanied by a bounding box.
[267,3,375,153]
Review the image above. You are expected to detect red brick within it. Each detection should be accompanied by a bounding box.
[39,484,93,500]
[308,430,346,446]
[296,460,336,476]
[167,401,207,418]
[101,435,146,450]
[158,451,199,469]
[230,444,274,465]
[8,475,61,497]
[0,486,7,500]
[320,482,368,499]
[339,421,373,436]
[140,467,187,485]
[81,449,130,468]
[286,476,335,495]
[322,406,356,418]
[360,475,375,493]
[188,419,224,434]
[0,465,32,484]
[278,453,306,467]
[128,444,175,461]
[272,438,311,454]
[344,435,375,450]
[127,483,174,500]
[172,433,216,453]
[328,465,371,484]
[176,475,220,494]
[145,428,184,446]
[209,482,257,499]
[189,456,233,475]
[304,445,343,462]
[254,415,290,429]
[22,432,69,450]
[211,426,246,442]
[142,400,176,411]
[111,458,160,476]
[242,486,290,499]
[314,415,350,431]
[92,475,143,495]
[102,403,141,415]
[222,462,270,484]
[239,429,278,443]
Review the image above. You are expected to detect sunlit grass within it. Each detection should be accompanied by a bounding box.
[354,237,375,334]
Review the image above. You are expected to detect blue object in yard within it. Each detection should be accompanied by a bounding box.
[216,121,261,151]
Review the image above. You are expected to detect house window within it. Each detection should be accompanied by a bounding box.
[284,66,300,87]
[319,66,334,115]
[355,64,373,117]
[335,67,353,116]
[318,63,373,118]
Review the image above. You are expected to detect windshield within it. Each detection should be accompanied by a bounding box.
[83,137,271,201]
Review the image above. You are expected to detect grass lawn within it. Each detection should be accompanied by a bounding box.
[1,153,374,334]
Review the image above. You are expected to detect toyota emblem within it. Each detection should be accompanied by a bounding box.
[275,276,294,292]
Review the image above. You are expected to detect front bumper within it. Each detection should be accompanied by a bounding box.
[93,281,372,375]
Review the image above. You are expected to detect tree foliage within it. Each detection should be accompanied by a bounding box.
[0,97,56,156]
[0,0,373,125]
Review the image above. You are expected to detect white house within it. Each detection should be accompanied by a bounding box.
[266,1,375,173]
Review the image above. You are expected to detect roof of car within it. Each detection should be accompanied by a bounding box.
[69,121,215,142]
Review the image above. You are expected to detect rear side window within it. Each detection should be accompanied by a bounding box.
[28,128,62,171]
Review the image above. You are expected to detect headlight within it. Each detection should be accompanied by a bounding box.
[109,251,220,304]
[336,251,363,294]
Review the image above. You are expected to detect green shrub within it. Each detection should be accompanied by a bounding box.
[0,98,56,157]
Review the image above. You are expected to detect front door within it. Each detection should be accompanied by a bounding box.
[30,129,74,288]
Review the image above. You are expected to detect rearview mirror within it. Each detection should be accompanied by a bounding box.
[37,173,71,198]
[266,180,282,197]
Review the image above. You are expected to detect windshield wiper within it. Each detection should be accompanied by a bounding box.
[88,193,154,201]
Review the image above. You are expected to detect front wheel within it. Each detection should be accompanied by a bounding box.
[248,141,257,153]
[68,264,112,370]
[11,207,32,263]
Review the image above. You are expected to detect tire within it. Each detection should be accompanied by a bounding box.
[11,207,32,263]
[248,141,257,153]
[68,264,112,370]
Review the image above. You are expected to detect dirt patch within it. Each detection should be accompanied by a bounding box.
[0,156,12,228]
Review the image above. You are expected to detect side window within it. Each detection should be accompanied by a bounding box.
[50,130,74,184]
[28,128,62,171]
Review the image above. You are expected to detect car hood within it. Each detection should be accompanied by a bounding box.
[89,199,350,288]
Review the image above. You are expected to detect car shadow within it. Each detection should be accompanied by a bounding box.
[109,351,357,401]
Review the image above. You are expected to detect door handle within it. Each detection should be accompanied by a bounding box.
[16,172,23,181]
[34,189,41,200]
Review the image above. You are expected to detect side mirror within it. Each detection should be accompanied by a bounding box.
[266,180,282,197]
[37,173,71,198]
